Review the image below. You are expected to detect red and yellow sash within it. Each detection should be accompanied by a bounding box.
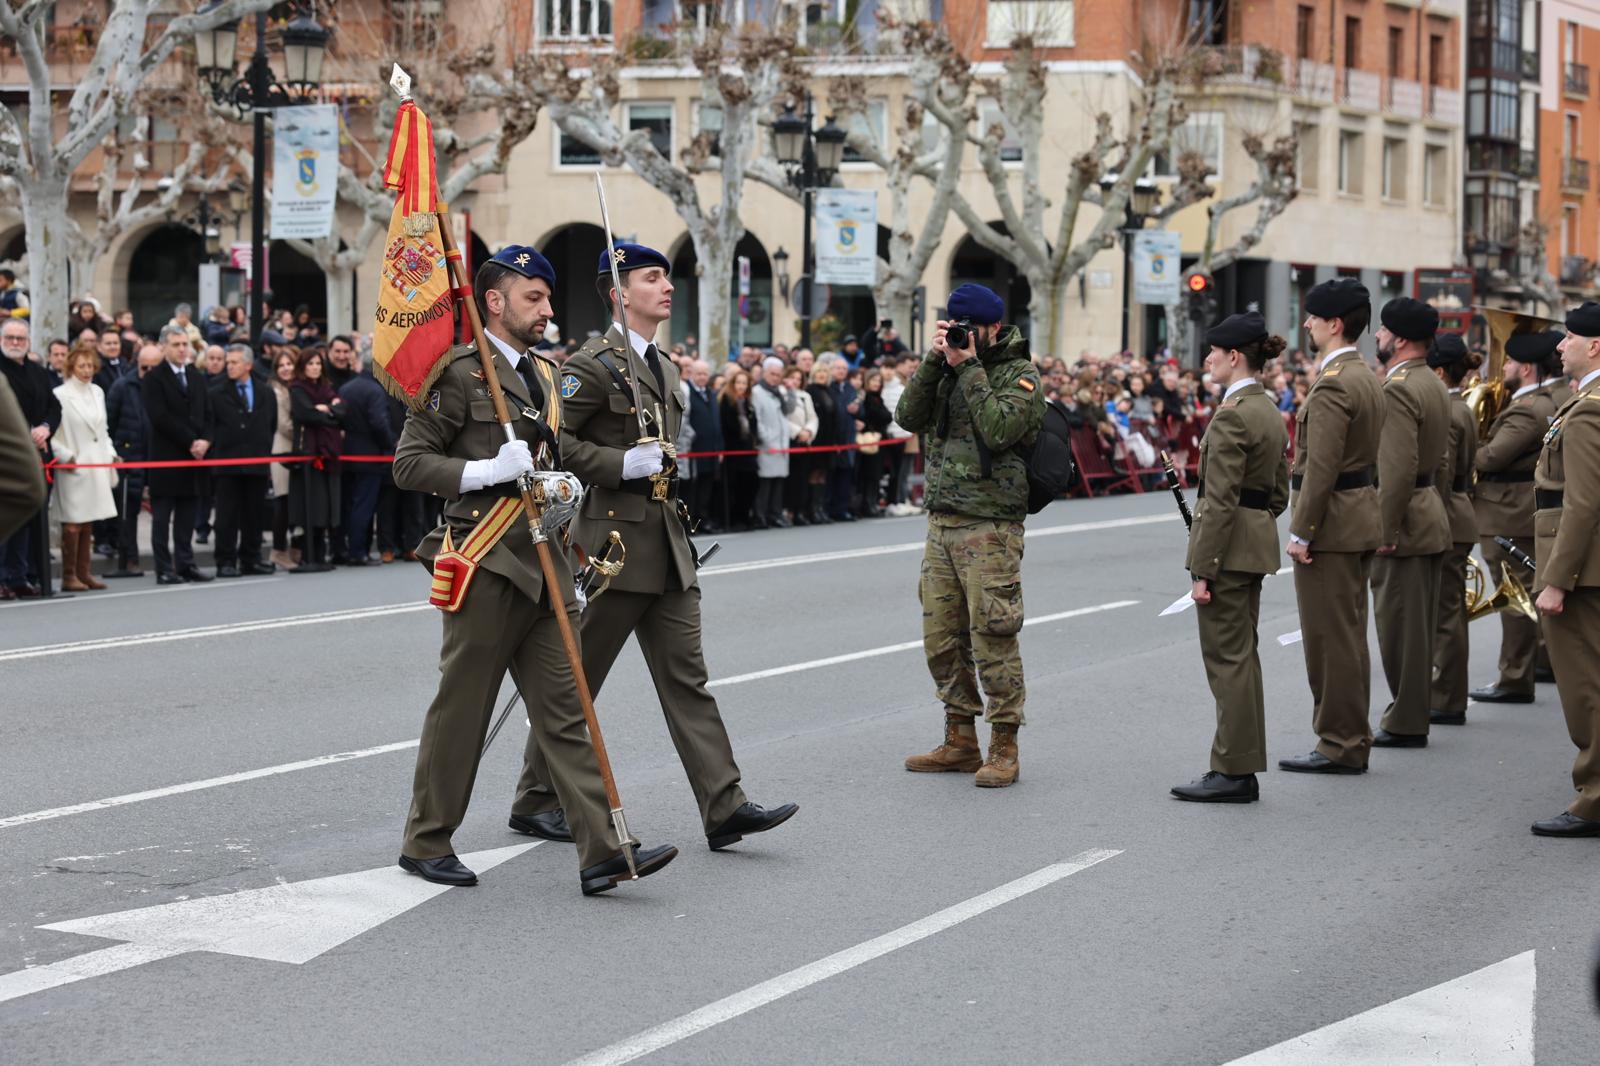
[429,496,524,612]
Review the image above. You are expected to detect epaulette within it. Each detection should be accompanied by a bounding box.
[1322,366,1343,378]
[449,343,480,363]
[1221,398,1239,408]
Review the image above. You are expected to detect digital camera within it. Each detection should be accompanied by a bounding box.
[945,317,975,350]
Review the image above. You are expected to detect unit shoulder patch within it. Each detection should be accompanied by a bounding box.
[561,374,581,399]
[425,389,441,412]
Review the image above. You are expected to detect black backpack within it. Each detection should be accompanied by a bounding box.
[1021,398,1077,514]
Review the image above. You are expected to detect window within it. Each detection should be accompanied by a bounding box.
[979,98,1024,163]
[626,102,673,160]
[1381,135,1407,201]
[641,0,673,29]
[1467,76,1519,139]
[1465,176,1520,245]
[1563,203,1579,256]
[1295,118,1320,191]
[1297,5,1314,61]
[1565,111,1580,155]
[1424,143,1449,206]
[537,0,612,40]
[1565,22,1578,64]
[841,100,889,165]
[1190,0,1228,46]
[695,103,724,158]
[1153,112,1223,178]
[558,127,603,168]
[985,0,1075,48]
[1388,26,1404,79]
[1429,34,1444,87]
[1344,16,1361,68]
[1338,128,1365,194]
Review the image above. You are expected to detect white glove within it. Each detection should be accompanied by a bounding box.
[573,581,588,612]
[459,439,534,493]
[622,441,665,480]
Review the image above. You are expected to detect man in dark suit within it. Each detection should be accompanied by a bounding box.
[685,358,723,533]
[143,326,214,585]
[0,318,59,598]
[336,347,395,565]
[207,344,277,578]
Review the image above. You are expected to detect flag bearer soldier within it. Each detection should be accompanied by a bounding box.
[512,243,798,852]
[1426,334,1481,726]
[1369,297,1452,749]
[1171,313,1290,803]
[1530,302,1600,837]
[1279,278,1386,775]
[393,246,678,892]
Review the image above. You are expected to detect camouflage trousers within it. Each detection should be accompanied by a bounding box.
[919,513,1027,726]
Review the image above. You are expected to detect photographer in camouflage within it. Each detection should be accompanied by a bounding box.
[895,284,1045,788]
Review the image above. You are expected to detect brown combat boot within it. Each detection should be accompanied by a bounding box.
[974,724,1019,788]
[905,714,983,773]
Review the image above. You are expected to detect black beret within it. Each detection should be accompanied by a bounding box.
[1425,332,1468,368]
[1566,301,1600,337]
[597,242,670,277]
[1379,297,1439,342]
[1305,277,1370,321]
[1504,330,1563,364]
[487,245,556,288]
[1205,312,1267,351]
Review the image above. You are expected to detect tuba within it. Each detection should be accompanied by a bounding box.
[1465,307,1562,441]
[1464,555,1538,623]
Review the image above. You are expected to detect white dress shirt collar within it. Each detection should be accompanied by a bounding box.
[485,329,527,368]
[1320,345,1358,371]
[1512,381,1543,400]
[1579,368,1600,393]
[1223,376,1257,402]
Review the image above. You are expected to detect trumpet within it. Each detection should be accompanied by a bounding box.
[1465,555,1537,623]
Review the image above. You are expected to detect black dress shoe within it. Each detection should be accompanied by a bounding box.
[156,572,185,586]
[1531,812,1600,837]
[179,567,214,583]
[194,531,209,545]
[10,582,40,598]
[707,801,800,851]
[215,565,242,578]
[343,556,370,567]
[508,809,573,842]
[1171,771,1259,803]
[1278,751,1366,774]
[398,853,478,885]
[1470,684,1534,704]
[239,561,277,575]
[580,844,678,895]
[1430,710,1467,726]
[1535,667,1557,684]
[1372,729,1427,748]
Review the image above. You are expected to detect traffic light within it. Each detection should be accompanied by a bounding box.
[1187,272,1213,295]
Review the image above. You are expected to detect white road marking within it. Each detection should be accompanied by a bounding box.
[1159,567,1293,618]
[1277,630,1302,646]
[1,599,1137,830]
[0,740,422,830]
[700,513,1179,577]
[0,602,431,661]
[0,843,537,1006]
[0,576,283,610]
[709,600,1139,687]
[561,849,1122,1066]
[1221,951,1535,1064]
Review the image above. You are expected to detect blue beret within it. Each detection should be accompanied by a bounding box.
[598,242,670,277]
[948,284,1005,326]
[487,245,556,288]
[1205,312,1266,350]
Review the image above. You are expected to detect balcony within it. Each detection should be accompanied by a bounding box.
[1427,86,1464,125]
[1341,68,1381,110]
[1563,156,1591,192]
[1566,62,1590,98]
[1385,78,1424,119]
[1518,148,1539,180]
[1561,255,1593,287]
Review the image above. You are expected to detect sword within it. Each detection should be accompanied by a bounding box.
[1494,535,1538,573]
[594,174,651,445]
[1160,451,1194,530]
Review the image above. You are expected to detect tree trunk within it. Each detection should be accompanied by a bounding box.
[1027,273,1068,359]
[1162,301,1197,367]
[18,176,72,345]
[693,228,733,362]
[325,264,355,336]
[873,281,915,346]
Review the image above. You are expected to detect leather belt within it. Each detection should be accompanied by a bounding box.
[1373,474,1434,489]
[1291,468,1374,492]
[1197,481,1271,510]
[1479,470,1535,483]
[619,476,679,501]
[1536,489,1565,509]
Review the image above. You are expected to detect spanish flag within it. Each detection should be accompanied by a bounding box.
[371,99,457,409]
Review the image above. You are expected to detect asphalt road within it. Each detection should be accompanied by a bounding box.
[1,493,1595,1065]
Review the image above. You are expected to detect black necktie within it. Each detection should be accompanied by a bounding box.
[175,366,187,394]
[516,357,545,413]
[642,343,665,396]
[238,381,250,412]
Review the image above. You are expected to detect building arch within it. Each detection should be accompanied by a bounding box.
[668,232,773,350]
[127,224,205,336]
[268,240,328,329]
[0,225,25,265]
[947,222,1032,338]
[541,222,610,343]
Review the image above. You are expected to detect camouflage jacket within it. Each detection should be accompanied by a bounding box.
[895,326,1044,522]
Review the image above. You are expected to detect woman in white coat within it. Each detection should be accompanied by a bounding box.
[750,356,794,528]
[52,343,118,590]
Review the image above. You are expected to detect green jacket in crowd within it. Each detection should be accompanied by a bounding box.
[895,325,1044,522]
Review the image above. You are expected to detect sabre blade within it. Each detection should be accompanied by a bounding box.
[594,175,650,441]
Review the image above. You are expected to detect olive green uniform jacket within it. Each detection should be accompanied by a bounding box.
[1185,382,1290,580]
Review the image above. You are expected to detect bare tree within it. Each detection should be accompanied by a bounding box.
[0,0,274,342]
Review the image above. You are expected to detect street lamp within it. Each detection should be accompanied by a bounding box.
[772,97,845,351]
[194,1,328,348]
[1100,175,1163,354]
[773,246,791,302]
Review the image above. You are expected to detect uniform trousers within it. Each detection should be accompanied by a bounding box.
[1543,589,1600,820]
[1374,551,1444,736]
[1430,543,1473,715]
[1480,534,1541,695]
[1295,549,1374,767]
[920,514,1027,726]
[517,586,747,834]
[403,569,617,868]
[1197,570,1267,774]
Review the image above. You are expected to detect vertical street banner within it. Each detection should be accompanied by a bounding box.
[815,189,878,287]
[1131,230,1183,305]
[270,105,340,240]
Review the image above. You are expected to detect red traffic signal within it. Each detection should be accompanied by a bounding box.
[1187,272,1213,294]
